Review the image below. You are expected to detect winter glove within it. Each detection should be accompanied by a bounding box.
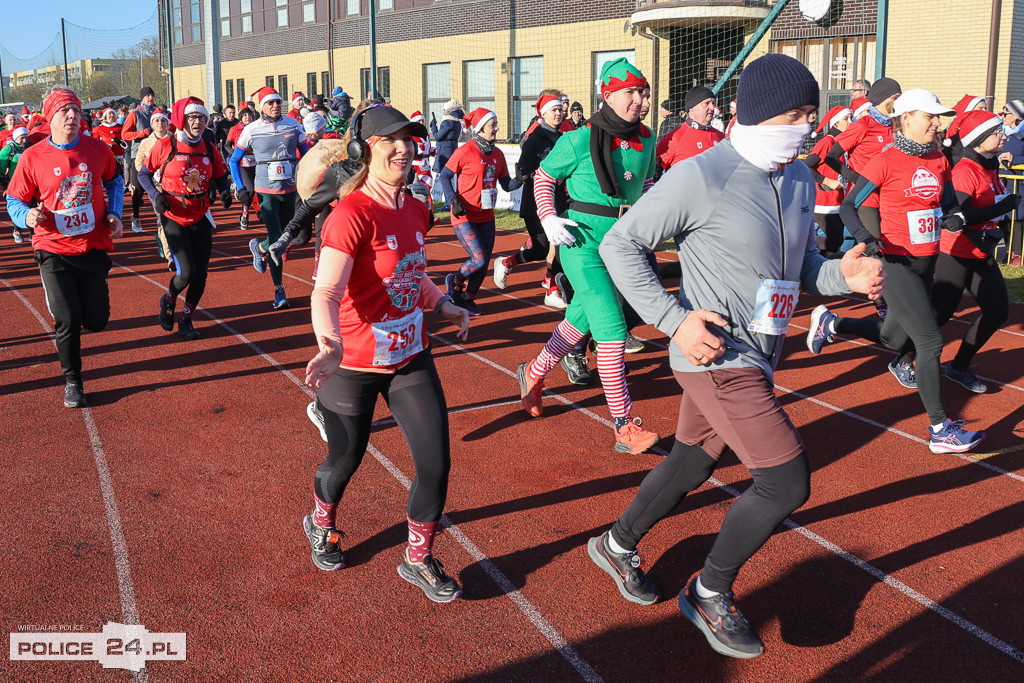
[859,236,883,257]
[220,190,233,210]
[940,212,965,233]
[431,113,437,127]
[236,188,254,208]
[541,215,578,247]
[267,234,292,266]
[151,194,169,216]
[449,196,467,218]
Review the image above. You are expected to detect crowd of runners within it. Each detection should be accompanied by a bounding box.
[3,51,1023,660]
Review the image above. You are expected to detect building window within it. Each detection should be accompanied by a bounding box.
[276,0,289,28]
[360,66,390,100]
[220,1,229,18]
[174,28,183,44]
[192,24,201,42]
[226,80,235,107]
[591,50,635,114]
[303,1,316,22]
[347,0,360,16]
[266,75,275,88]
[321,71,330,97]
[463,59,494,116]
[190,3,200,24]
[221,19,231,37]
[241,0,253,32]
[379,0,393,9]
[278,75,289,100]
[423,62,451,126]
[511,56,543,138]
[307,72,318,97]
[237,79,246,105]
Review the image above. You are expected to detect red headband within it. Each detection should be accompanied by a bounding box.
[43,89,81,122]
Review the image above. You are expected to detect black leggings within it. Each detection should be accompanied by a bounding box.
[815,212,845,255]
[35,249,112,384]
[515,212,562,276]
[163,215,214,312]
[611,442,810,594]
[128,164,144,219]
[835,254,946,424]
[931,253,1008,370]
[314,350,451,523]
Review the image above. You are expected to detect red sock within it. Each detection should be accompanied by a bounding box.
[312,494,337,528]
[406,517,440,563]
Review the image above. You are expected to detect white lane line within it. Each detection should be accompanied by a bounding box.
[1,277,149,683]
[114,262,604,683]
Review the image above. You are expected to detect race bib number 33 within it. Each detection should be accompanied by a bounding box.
[371,309,424,366]
[907,207,940,245]
[748,278,800,336]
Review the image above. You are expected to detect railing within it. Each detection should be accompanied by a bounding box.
[635,0,770,8]
[998,166,1024,265]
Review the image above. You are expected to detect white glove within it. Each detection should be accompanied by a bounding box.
[541,215,578,246]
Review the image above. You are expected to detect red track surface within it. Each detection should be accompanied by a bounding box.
[3,203,1024,681]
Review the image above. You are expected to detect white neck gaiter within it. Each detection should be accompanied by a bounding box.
[730,122,811,172]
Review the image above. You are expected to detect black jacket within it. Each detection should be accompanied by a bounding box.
[516,124,567,219]
[431,118,462,171]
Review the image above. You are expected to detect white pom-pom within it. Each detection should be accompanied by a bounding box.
[942,138,952,147]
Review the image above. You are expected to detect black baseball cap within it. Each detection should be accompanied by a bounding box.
[360,104,428,139]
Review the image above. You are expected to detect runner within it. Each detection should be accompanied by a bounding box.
[4,87,124,408]
[407,111,434,206]
[138,97,231,341]
[1,126,31,243]
[121,86,159,233]
[228,86,309,310]
[516,57,660,455]
[437,107,521,316]
[132,108,173,267]
[287,92,308,122]
[226,106,257,229]
[301,104,471,603]
[803,104,854,256]
[656,85,725,170]
[942,94,987,165]
[590,53,884,658]
[808,89,986,454]
[91,108,126,177]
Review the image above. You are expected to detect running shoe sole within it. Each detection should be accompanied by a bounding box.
[307,401,328,442]
[396,562,463,603]
[678,589,763,660]
[586,536,657,606]
[492,256,510,290]
[302,515,345,571]
[159,294,175,331]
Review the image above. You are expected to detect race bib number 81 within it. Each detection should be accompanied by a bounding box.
[748,278,800,336]
[268,161,292,181]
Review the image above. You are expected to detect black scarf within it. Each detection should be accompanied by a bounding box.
[474,134,495,155]
[261,112,282,124]
[893,132,933,157]
[963,146,1000,170]
[539,119,559,135]
[588,106,641,197]
[685,116,713,132]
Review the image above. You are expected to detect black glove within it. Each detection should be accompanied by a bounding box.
[997,193,1022,213]
[431,113,437,126]
[940,212,965,233]
[860,236,883,257]
[449,196,467,218]
[220,190,232,210]
[267,234,292,266]
[236,188,253,207]
[152,194,169,216]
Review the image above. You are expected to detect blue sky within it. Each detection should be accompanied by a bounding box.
[3,1,157,60]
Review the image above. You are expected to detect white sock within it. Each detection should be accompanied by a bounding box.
[695,576,720,599]
[931,422,946,433]
[606,531,631,555]
[827,318,837,335]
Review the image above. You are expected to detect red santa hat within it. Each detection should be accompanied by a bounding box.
[409,110,425,123]
[170,96,208,131]
[954,110,1003,149]
[464,107,497,133]
[944,94,988,147]
[851,97,871,118]
[536,94,562,117]
[101,107,116,118]
[21,105,30,121]
[251,86,282,110]
[291,92,306,106]
[811,105,853,137]
[150,108,169,123]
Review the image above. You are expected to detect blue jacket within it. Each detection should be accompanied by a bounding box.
[1004,129,1024,167]
[431,115,463,171]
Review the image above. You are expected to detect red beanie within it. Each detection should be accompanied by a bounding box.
[42,89,81,122]
[464,108,497,133]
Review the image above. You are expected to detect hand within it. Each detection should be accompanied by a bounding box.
[305,336,343,390]
[998,152,1014,167]
[540,215,578,246]
[236,188,253,207]
[152,194,169,216]
[672,309,728,366]
[839,242,886,300]
[431,113,437,126]
[107,213,123,238]
[822,177,842,191]
[440,300,470,341]
[267,234,291,266]
[859,236,883,257]
[25,207,47,228]
[449,196,467,218]
[220,190,233,210]
[940,211,965,233]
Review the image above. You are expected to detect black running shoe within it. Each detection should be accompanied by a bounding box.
[64,381,86,409]
[555,272,573,305]
[561,351,593,385]
[678,575,764,659]
[587,531,659,605]
[397,552,462,603]
[624,333,646,354]
[159,293,175,331]
[462,298,482,317]
[302,515,345,571]
[178,316,201,341]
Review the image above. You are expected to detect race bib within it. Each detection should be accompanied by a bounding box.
[480,187,497,210]
[907,207,940,245]
[747,278,799,336]
[268,160,293,180]
[241,155,256,168]
[53,204,96,237]
[371,309,424,366]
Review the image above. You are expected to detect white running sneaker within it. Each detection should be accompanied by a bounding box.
[492,255,511,290]
[131,217,142,233]
[307,401,328,442]
[543,287,567,309]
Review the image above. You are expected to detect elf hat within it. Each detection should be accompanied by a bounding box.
[536,94,562,117]
[251,86,282,110]
[464,108,497,133]
[599,58,647,96]
[956,110,1003,148]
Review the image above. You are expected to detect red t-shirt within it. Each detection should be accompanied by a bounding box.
[941,157,1005,259]
[836,116,894,209]
[6,135,118,255]
[656,123,724,169]
[445,140,509,223]
[320,190,433,370]
[91,124,124,158]
[809,133,844,212]
[861,148,950,257]
[145,135,227,226]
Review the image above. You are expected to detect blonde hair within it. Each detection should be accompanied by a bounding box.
[338,98,381,199]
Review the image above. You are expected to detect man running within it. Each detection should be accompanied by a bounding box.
[588,54,884,658]
[4,87,124,407]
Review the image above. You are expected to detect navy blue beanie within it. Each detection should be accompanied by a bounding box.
[736,54,819,125]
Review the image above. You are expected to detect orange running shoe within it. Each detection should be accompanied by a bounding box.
[614,418,659,455]
[517,362,544,417]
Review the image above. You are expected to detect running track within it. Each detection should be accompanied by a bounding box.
[2,203,1024,681]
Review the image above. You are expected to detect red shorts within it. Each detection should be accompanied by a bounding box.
[673,367,805,470]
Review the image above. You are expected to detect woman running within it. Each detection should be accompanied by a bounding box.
[808,89,985,454]
[438,107,521,316]
[227,106,257,229]
[942,94,987,166]
[138,97,231,341]
[803,105,853,256]
[91,108,126,176]
[302,104,470,603]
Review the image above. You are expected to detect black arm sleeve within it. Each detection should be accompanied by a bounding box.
[957,189,1018,226]
[281,160,357,239]
[826,141,860,185]
[802,153,827,183]
[839,176,877,244]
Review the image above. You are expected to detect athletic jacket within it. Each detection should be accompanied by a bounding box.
[600,140,850,379]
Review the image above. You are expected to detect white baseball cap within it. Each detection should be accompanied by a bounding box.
[893,89,956,116]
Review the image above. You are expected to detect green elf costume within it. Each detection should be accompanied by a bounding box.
[517,57,660,455]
